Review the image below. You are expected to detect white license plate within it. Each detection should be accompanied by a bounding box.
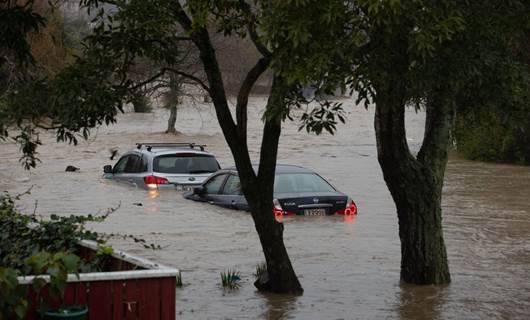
[304,209,326,216]
[175,185,193,192]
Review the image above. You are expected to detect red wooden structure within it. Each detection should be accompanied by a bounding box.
[18,241,178,320]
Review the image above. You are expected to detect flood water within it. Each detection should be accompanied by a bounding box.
[1,97,529,319]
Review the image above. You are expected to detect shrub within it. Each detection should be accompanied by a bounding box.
[0,193,106,270]
[253,262,267,280]
[220,269,241,290]
[0,193,108,319]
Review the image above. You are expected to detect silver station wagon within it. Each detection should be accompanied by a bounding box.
[103,143,221,190]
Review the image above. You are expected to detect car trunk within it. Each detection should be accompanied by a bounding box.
[157,172,212,185]
[276,192,347,215]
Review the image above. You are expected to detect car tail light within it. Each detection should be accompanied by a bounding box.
[272,199,297,216]
[336,197,358,215]
[144,175,169,189]
[273,198,284,216]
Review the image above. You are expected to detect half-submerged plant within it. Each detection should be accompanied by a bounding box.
[220,269,241,290]
[175,270,182,288]
[253,262,267,281]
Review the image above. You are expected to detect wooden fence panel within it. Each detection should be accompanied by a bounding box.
[88,281,113,319]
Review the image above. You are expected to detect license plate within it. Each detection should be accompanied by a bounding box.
[304,208,326,216]
[175,185,193,192]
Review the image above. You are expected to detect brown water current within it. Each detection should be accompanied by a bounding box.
[1,97,529,319]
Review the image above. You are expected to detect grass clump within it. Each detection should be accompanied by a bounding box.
[253,262,267,280]
[220,269,241,290]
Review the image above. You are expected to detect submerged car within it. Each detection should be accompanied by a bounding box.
[184,165,357,216]
[103,143,220,190]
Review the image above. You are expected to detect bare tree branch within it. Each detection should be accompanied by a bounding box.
[129,69,167,91]
[164,67,210,93]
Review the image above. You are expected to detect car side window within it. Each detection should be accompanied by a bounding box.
[204,174,227,194]
[222,175,242,195]
[124,155,141,173]
[113,156,129,174]
[140,156,148,172]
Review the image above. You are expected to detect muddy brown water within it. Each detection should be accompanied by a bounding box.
[1,97,529,319]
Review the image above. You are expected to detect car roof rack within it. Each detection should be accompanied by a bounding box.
[136,143,206,152]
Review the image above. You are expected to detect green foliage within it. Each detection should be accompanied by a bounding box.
[0,1,46,67]
[455,108,530,165]
[220,269,241,290]
[85,244,114,272]
[2,43,128,169]
[260,0,360,88]
[0,267,28,319]
[253,262,266,280]
[25,251,82,302]
[0,193,158,318]
[175,270,182,288]
[2,0,192,169]
[299,100,345,135]
[0,193,107,270]
[453,10,530,165]
[0,251,83,320]
[2,0,528,168]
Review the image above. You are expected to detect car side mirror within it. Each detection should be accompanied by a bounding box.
[103,165,113,174]
[193,186,205,195]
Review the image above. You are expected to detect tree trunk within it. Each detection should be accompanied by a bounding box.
[166,104,177,134]
[251,203,303,293]
[374,85,452,285]
[185,21,303,293]
[243,78,303,293]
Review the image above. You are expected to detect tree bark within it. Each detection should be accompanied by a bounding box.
[174,6,303,293]
[245,77,303,293]
[166,104,177,134]
[374,85,452,285]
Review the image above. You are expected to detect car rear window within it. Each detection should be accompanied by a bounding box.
[153,154,220,174]
[274,173,336,193]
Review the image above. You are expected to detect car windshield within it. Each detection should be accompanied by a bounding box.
[274,173,336,193]
[153,154,219,174]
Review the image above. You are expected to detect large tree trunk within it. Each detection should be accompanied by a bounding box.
[242,78,303,293]
[374,85,452,285]
[165,104,177,134]
[182,17,303,293]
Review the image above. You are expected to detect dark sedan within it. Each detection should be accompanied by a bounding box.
[184,165,357,216]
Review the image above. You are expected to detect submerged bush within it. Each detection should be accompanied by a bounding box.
[175,270,183,288]
[253,262,267,280]
[220,269,241,290]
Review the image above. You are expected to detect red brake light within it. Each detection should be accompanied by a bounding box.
[336,198,358,215]
[272,199,284,216]
[344,201,357,215]
[144,175,169,188]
